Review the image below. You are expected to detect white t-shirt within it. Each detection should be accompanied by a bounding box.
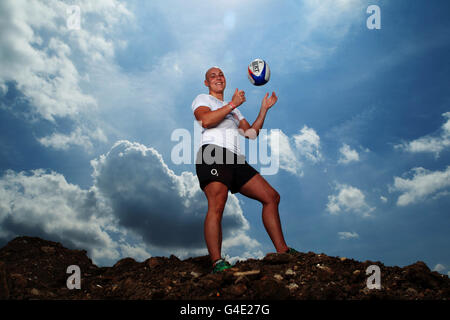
[192,93,245,155]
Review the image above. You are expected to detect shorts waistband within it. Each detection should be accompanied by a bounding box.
[196,144,246,165]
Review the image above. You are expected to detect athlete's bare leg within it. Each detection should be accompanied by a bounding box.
[239,174,289,253]
[203,181,229,263]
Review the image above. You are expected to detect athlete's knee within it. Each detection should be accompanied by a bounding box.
[264,189,280,205]
[208,200,226,216]
[274,190,280,204]
[206,188,228,216]
[272,190,280,205]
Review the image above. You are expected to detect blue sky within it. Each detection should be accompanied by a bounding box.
[0,0,449,277]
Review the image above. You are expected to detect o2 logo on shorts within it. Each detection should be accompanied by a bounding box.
[211,169,218,176]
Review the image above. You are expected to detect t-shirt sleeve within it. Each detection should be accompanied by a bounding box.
[192,94,211,113]
[233,108,245,121]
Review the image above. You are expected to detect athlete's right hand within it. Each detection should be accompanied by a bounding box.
[231,88,246,107]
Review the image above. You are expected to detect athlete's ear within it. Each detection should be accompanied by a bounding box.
[204,79,209,87]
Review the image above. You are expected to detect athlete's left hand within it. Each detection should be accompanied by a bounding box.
[261,92,278,111]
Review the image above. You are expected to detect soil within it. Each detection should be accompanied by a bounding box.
[0,236,449,300]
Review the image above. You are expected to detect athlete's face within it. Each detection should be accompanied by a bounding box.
[205,68,226,93]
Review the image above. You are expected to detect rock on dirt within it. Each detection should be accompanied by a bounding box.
[0,236,449,300]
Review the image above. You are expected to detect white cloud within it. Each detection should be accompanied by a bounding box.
[338,231,359,240]
[338,143,360,164]
[433,263,445,273]
[0,169,120,263]
[266,130,303,176]
[380,196,388,203]
[0,0,132,148]
[118,242,152,262]
[293,126,323,163]
[266,126,322,177]
[38,126,107,152]
[326,183,375,217]
[395,112,450,157]
[226,249,265,266]
[390,166,450,206]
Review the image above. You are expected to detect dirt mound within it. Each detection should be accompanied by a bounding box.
[0,236,449,300]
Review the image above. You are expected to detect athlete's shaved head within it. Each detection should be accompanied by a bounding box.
[205,66,222,80]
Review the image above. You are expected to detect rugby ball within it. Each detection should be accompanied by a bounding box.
[248,58,270,86]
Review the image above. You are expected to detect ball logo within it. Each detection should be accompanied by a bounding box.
[248,58,270,86]
[251,60,260,73]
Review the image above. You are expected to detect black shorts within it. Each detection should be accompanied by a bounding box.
[195,144,259,194]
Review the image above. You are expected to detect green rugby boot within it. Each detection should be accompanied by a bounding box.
[286,247,299,255]
[212,259,232,274]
